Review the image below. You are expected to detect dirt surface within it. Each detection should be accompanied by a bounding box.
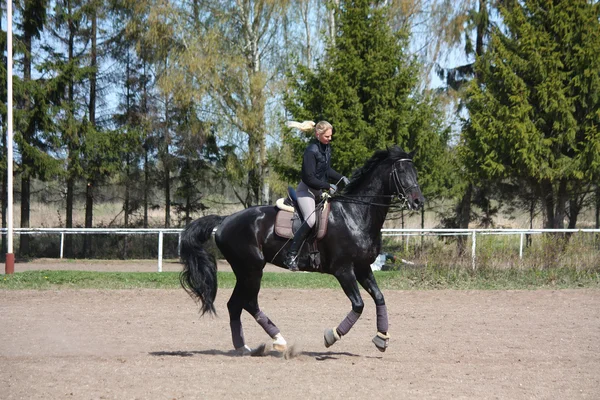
[1,261,600,399]
[4,257,285,273]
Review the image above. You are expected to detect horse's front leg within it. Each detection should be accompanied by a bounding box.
[356,267,389,352]
[325,267,364,348]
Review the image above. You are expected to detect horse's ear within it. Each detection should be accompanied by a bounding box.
[408,149,416,159]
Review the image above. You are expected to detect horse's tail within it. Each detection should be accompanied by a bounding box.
[179,214,226,316]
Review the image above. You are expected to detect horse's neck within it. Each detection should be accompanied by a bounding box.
[340,182,392,233]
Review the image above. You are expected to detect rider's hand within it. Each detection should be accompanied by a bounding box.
[321,191,331,200]
[342,176,350,185]
[329,183,338,195]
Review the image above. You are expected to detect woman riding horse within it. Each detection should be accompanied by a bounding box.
[180,145,424,355]
[284,120,350,272]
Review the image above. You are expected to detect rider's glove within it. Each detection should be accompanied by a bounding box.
[329,183,338,195]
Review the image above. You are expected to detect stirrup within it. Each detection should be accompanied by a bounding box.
[284,252,299,272]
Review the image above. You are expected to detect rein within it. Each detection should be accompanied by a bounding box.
[333,158,418,210]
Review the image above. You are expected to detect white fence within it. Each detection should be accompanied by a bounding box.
[3,227,600,271]
[383,228,600,270]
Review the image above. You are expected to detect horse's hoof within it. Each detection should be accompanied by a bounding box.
[324,328,340,348]
[273,343,287,352]
[235,345,252,356]
[272,333,287,352]
[372,332,389,352]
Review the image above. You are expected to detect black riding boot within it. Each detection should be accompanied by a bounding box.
[283,223,312,271]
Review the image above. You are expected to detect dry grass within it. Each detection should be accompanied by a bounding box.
[19,200,244,228]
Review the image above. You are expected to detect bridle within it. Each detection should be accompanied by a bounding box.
[389,159,420,209]
[331,158,419,210]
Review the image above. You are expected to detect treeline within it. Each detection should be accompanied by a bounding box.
[1,0,599,258]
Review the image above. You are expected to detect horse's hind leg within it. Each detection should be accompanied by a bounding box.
[228,269,288,353]
[325,268,365,348]
[356,267,389,352]
[227,283,252,354]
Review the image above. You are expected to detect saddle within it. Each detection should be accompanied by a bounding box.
[274,187,331,269]
[274,188,330,240]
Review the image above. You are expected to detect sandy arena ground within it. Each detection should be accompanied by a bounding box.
[1,259,599,399]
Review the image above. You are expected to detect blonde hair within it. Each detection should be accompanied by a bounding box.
[286,120,333,138]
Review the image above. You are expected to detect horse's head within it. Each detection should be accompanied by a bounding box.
[388,147,425,211]
[342,145,425,211]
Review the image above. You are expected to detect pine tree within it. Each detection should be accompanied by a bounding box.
[462,0,600,229]
[13,0,64,255]
[43,0,96,255]
[283,0,450,206]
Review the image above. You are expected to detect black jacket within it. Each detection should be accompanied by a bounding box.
[301,140,343,190]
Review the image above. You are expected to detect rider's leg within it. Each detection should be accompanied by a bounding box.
[284,182,317,271]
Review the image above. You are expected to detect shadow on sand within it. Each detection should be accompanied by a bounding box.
[149,345,379,360]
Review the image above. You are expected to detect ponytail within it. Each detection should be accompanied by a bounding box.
[286,120,316,132]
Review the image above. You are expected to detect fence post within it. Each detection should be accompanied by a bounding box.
[60,233,65,259]
[157,231,163,272]
[178,232,182,257]
[519,232,525,259]
[471,231,477,270]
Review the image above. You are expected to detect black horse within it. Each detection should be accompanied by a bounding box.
[180,146,424,354]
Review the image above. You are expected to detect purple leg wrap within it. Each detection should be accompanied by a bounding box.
[255,310,280,338]
[336,310,361,336]
[376,304,389,333]
[230,320,245,349]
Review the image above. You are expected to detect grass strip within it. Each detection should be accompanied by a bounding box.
[1,268,599,290]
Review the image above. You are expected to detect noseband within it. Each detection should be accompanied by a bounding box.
[390,159,419,209]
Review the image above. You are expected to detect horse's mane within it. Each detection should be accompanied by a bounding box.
[342,145,410,194]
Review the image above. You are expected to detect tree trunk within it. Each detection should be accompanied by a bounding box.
[123,155,130,260]
[421,205,425,251]
[20,33,33,257]
[457,183,472,256]
[540,179,555,229]
[65,0,76,258]
[65,176,74,258]
[143,147,149,228]
[163,98,171,228]
[527,197,535,247]
[1,131,6,260]
[141,55,150,229]
[20,176,31,256]
[567,196,581,230]
[596,186,600,229]
[328,0,340,47]
[164,168,170,228]
[554,179,567,229]
[83,10,97,258]
[83,182,94,257]
[124,156,131,228]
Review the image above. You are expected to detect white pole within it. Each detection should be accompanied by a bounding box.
[157,231,163,272]
[60,233,65,259]
[519,232,524,260]
[471,232,476,271]
[5,0,15,274]
[177,232,181,257]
